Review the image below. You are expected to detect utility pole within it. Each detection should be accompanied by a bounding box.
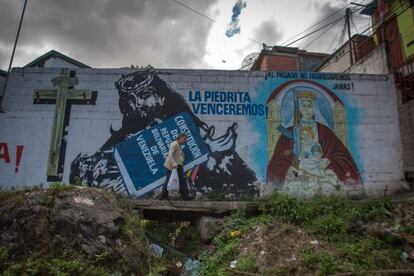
[0,0,28,113]
[345,7,354,66]
[345,8,354,66]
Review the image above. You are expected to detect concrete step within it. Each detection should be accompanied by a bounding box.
[131,199,259,221]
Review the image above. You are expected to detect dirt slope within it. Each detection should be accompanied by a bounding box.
[0,186,150,275]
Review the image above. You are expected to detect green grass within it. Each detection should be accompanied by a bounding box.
[198,209,271,276]
[2,255,110,276]
[300,237,403,274]
[401,224,414,234]
[199,192,406,275]
[143,220,180,245]
[49,182,73,192]
[236,255,258,273]
[302,250,341,275]
[260,193,394,239]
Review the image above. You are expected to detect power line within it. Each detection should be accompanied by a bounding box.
[349,2,409,44]
[170,0,369,51]
[281,0,368,46]
[303,17,343,49]
[281,7,347,46]
[338,20,348,48]
[170,0,262,45]
[327,25,342,52]
[285,16,345,47]
[328,13,351,53]
[353,14,372,20]
[350,13,360,34]
[284,5,365,48]
[327,1,407,57]
[320,1,411,69]
[171,0,216,22]
[303,7,365,50]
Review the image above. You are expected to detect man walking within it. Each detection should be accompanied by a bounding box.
[160,133,191,200]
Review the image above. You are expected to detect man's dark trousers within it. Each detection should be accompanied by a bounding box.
[161,165,190,200]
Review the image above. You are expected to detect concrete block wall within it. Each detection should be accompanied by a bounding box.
[348,45,390,75]
[0,68,406,198]
[261,55,298,71]
[319,44,352,73]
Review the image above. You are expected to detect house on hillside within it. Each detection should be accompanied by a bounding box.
[24,50,91,69]
[248,45,328,72]
[0,50,90,111]
[317,0,414,184]
[317,34,385,74]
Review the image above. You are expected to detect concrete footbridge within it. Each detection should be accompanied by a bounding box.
[131,199,259,221]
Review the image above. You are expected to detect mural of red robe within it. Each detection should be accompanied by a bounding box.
[267,123,360,184]
[266,81,363,196]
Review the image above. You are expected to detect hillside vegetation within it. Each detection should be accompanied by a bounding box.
[1,185,414,275]
[198,193,414,275]
[0,185,156,275]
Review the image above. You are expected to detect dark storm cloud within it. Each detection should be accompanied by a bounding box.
[253,19,283,46]
[297,1,349,53]
[0,0,218,69]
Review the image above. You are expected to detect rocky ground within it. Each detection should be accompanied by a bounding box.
[0,185,153,275]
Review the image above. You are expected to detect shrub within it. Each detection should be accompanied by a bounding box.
[262,192,309,224]
[301,250,340,275]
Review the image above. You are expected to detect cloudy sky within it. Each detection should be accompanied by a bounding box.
[0,0,371,70]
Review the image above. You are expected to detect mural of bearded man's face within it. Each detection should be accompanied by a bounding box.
[120,87,165,119]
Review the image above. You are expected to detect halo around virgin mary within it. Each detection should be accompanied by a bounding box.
[266,80,363,197]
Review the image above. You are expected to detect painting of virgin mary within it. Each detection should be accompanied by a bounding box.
[267,89,362,197]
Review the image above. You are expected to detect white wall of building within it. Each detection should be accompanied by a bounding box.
[0,68,406,198]
[348,45,390,75]
[319,44,390,75]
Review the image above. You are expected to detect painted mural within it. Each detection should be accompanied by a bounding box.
[266,80,364,198]
[69,71,259,198]
[0,143,24,173]
[3,68,404,198]
[67,71,365,199]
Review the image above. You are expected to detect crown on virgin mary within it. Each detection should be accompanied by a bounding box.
[296,90,316,100]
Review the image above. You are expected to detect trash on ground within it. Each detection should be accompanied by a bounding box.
[229,230,241,238]
[181,258,201,276]
[149,243,164,258]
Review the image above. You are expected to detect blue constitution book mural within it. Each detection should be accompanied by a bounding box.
[113,111,209,197]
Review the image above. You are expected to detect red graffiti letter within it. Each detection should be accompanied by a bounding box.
[0,143,11,163]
